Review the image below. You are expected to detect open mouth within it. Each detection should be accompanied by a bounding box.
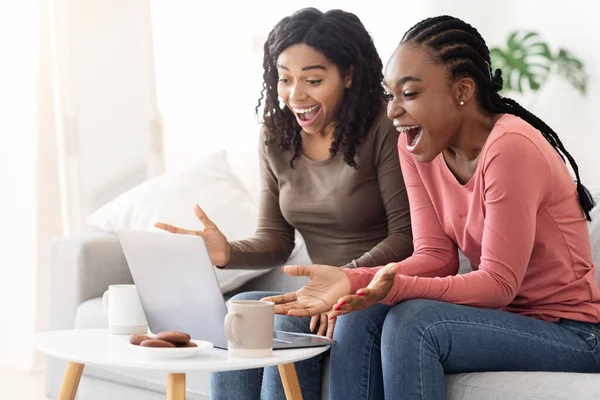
[292,105,322,127]
[396,125,422,152]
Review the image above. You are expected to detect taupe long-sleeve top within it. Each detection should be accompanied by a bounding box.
[226,107,413,269]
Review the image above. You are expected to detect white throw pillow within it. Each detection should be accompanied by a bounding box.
[86,151,304,293]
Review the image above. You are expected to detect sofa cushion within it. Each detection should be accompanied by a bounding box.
[445,371,600,400]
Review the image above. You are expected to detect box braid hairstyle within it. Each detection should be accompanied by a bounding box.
[257,8,384,168]
[402,15,595,220]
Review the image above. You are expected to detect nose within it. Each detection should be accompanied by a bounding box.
[386,99,405,121]
[289,83,307,102]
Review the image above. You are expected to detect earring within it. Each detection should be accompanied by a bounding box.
[459,101,465,106]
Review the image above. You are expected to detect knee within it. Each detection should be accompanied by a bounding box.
[333,304,390,344]
[332,314,357,344]
[383,300,445,329]
[381,300,445,350]
[332,313,366,353]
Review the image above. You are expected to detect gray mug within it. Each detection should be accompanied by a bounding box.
[224,300,274,357]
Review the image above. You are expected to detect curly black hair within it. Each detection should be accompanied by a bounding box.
[401,15,595,220]
[257,7,384,168]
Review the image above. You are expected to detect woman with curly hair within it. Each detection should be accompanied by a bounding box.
[156,7,413,400]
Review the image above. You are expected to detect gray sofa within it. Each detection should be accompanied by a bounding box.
[46,222,600,399]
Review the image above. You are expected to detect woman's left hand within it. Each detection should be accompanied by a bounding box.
[329,263,400,319]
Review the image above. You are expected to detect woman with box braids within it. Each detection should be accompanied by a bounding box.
[402,15,595,219]
[265,15,600,400]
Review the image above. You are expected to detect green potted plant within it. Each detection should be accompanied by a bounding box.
[490,31,587,96]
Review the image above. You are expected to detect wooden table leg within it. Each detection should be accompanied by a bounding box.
[278,363,303,400]
[167,373,186,400]
[58,362,85,400]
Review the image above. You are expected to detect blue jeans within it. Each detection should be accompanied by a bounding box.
[330,299,600,400]
[210,291,392,400]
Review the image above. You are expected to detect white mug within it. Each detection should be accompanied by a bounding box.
[102,284,148,335]
[224,300,274,358]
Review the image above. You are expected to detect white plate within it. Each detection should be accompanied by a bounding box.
[129,340,213,359]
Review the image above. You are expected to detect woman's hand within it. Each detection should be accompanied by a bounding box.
[155,204,230,266]
[329,263,399,319]
[310,312,337,339]
[261,265,351,317]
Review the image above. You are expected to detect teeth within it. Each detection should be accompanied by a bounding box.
[293,105,319,113]
[395,125,420,133]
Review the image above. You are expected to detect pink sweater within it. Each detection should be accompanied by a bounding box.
[346,114,600,323]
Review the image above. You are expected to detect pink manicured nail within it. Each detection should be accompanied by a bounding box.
[333,300,346,311]
[281,266,285,271]
[357,292,365,297]
[329,315,335,320]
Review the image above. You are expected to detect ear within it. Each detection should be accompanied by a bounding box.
[453,77,476,106]
[344,66,354,89]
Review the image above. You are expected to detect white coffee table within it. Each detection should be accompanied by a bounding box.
[36,329,330,400]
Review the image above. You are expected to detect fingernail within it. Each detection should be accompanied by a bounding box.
[357,292,365,297]
[281,266,285,271]
[333,305,340,311]
[329,315,335,320]
[339,300,346,306]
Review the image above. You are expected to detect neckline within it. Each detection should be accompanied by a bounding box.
[438,153,479,189]
[438,113,510,189]
[298,129,338,166]
[299,152,338,166]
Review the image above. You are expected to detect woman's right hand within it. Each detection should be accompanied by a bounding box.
[155,204,231,266]
[262,264,352,317]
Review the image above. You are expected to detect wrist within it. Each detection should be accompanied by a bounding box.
[225,243,231,264]
[340,268,365,294]
[215,243,232,269]
[381,274,404,305]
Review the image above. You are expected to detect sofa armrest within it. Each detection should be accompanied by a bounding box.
[47,231,133,330]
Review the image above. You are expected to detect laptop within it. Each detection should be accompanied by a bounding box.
[117,230,335,350]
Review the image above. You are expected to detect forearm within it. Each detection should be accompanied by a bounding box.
[381,268,517,307]
[351,232,414,268]
[225,231,295,269]
[345,251,459,293]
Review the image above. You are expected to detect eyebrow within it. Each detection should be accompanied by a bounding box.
[395,76,422,87]
[276,64,327,72]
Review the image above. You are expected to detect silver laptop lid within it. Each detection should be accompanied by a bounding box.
[117,230,228,347]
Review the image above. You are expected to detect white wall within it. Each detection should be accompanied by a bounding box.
[150,0,441,197]
[0,0,39,371]
[64,0,157,222]
[151,0,600,196]
[430,0,600,189]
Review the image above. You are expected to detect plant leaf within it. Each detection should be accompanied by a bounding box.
[554,48,587,95]
[490,31,553,93]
